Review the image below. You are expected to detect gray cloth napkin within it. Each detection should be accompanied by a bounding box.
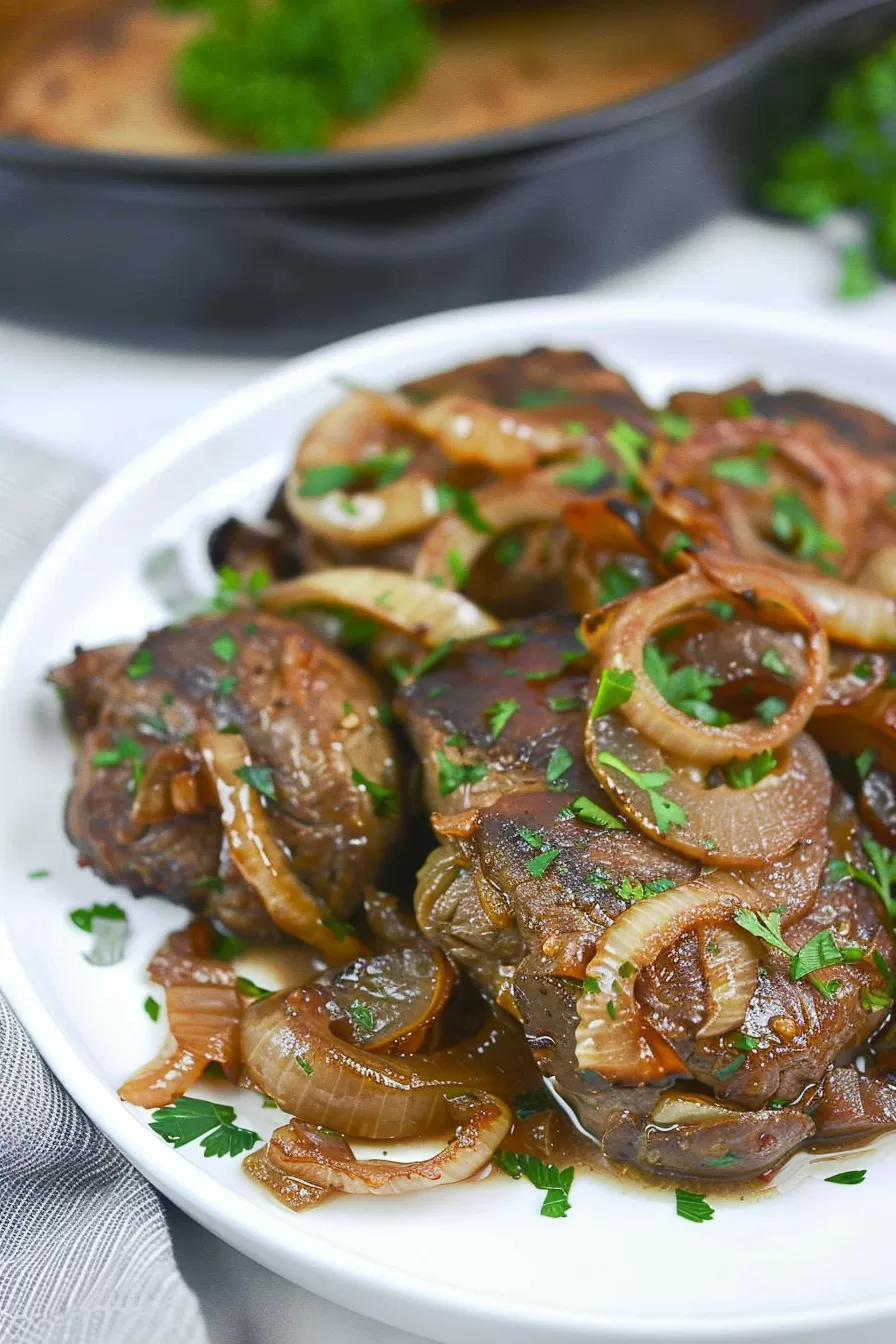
[0,435,208,1344]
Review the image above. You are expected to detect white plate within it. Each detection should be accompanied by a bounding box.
[2,298,896,1344]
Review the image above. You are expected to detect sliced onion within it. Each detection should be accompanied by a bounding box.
[242,985,518,1140]
[786,572,896,649]
[858,545,896,598]
[130,744,196,828]
[148,920,236,989]
[586,711,831,866]
[816,648,888,711]
[412,474,577,590]
[265,1093,510,1196]
[324,946,456,1053]
[582,557,828,765]
[414,394,584,476]
[575,871,767,1082]
[262,567,498,646]
[165,982,241,1074]
[561,493,651,555]
[288,473,440,548]
[696,926,759,1039]
[243,1144,331,1211]
[735,828,829,926]
[118,1046,207,1108]
[651,1091,746,1126]
[199,730,367,964]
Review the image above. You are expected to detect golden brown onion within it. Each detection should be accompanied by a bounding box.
[581,557,829,765]
[575,872,768,1082]
[414,395,586,477]
[265,1094,510,1196]
[786,572,896,649]
[696,926,759,1039]
[118,1046,207,1109]
[199,731,367,964]
[262,567,498,646]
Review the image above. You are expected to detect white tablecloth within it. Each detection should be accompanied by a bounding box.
[3,213,895,1344]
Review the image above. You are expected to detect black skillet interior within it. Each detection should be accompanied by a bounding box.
[0,0,892,354]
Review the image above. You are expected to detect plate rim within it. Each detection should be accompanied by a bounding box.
[4,295,896,1341]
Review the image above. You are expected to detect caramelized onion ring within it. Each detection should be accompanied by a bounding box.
[118,1046,207,1109]
[288,473,440,548]
[696,927,759,1039]
[199,731,366,964]
[581,557,828,765]
[262,567,498,646]
[415,395,583,477]
[586,712,831,866]
[265,1094,510,1196]
[858,546,896,598]
[575,872,767,1083]
[786,572,896,649]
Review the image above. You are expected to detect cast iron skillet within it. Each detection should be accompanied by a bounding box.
[0,0,891,354]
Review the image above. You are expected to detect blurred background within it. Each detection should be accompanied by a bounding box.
[2,2,896,1339]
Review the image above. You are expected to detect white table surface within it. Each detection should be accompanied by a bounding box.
[5,212,896,1344]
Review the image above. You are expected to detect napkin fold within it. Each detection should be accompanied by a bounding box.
[0,436,207,1344]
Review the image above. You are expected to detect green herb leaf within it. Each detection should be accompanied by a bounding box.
[725,750,778,789]
[236,975,273,1000]
[349,999,376,1033]
[556,456,607,490]
[606,419,650,476]
[591,667,636,717]
[297,464,357,497]
[436,751,488,797]
[856,747,877,780]
[322,915,355,942]
[675,1189,714,1223]
[755,696,788,725]
[447,548,468,588]
[69,902,126,933]
[514,1086,555,1119]
[295,1054,314,1076]
[662,532,693,563]
[546,746,574,785]
[408,640,456,680]
[144,995,161,1022]
[493,1150,574,1218]
[655,410,692,442]
[571,796,624,830]
[27,869,50,880]
[488,631,525,650]
[599,563,640,604]
[150,1095,261,1159]
[771,491,843,573]
[212,932,246,960]
[350,766,399,818]
[839,242,878,300]
[439,485,494,535]
[525,849,561,878]
[825,1169,866,1185]
[711,456,770,487]
[91,736,143,769]
[494,532,525,567]
[126,648,153,680]
[723,394,753,419]
[706,600,735,621]
[617,876,676,903]
[485,698,520,740]
[547,695,582,712]
[235,765,276,801]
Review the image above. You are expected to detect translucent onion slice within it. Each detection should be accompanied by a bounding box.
[575,871,767,1082]
[561,493,651,556]
[130,744,196,828]
[415,394,585,477]
[785,572,896,649]
[324,946,456,1053]
[262,567,498,646]
[199,730,367,964]
[265,1094,510,1196]
[857,545,896,599]
[288,473,440,548]
[242,986,512,1140]
[581,556,828,765]
[165,982,241,1074]
[586,711,831,866]
[735,828,829,927]
[816,648,888,712]
[413,474,577,589]
[696,926,759,1039]
[244,1144,330,1212]
[118,1046,207,1109]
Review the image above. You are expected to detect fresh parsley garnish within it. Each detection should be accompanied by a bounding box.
[525,849,560,878]
[144,995,160,1022]
[149,1096,261,1159]
[447,548,468,588]
[236,975,273,1000]
[571,796,624,830]
[27,869,50,880]
[675,1189,714,1223]
[349,999,376,1033]
[725,750,778,789]
[322,915,355,942]
[770,491,842,574]
[643,643,728,725]
[548,695,582,712]
[487,631,525,650]
[494,1150,574,1218]
[723,394,753,419]
[436,484,494,535]
[210,632,238,663]
[606,420,650,477]
[212,932,246,960]
[91,735,143,770]
[546,746,574,786]
[556,456,607,490]
[70,902,126,932]
[597,752,687,835]
[295,1054,314,1076]
[591,667,636,718]
[485,698,520,739]
[830,835,896,923]
[617,876,676,903]
[494,532,525,567]
[662,532,693,563]
[755,696,788,725]
[655,410,692,442]
[126,648,153,680]
[711,456,770,487]
[297,450,413,499]
[599,563,640,604]
[436,751,488,796]
[733,908,845,999]
[350,767,398,818]
[514,1086,555,1119]
[706,600,735,621]
[856,748,877,780]
[235,765,277,801]
[407,640,456,680]
[825,1169,866,1185]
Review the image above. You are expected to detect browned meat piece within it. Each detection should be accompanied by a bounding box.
[668,378,896,465]
[395,617,594,813]
[403,347,655,433]
[59,612,401,935]
[814,1067,896,1141]
[408,624,894,1180]
[48,642,134,735]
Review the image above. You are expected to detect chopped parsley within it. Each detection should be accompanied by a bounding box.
[662,532,693,563]
[494,532,525,567]
[27,869,50,880]
[210,633,237,663]
[599,563,640,605]
[297,450,412,498]
[706,600,735,621]
[485,698,520,740]
[408,639,456,680]
[143,995,160,1022]
[606,419,650,477]
[556,456,607,490]
[829,835,896,923]
[234,765,277,801]
[525,849,560,878]
[755,696,788,725]
[617,875,676,903]
[349,999,376,1033]
[760,647,792,679]
[733,908,845,999]
[824,1169,866,1185]
[436,751,488,796]
[571,796,624,830]
[643,643,728,725]
[590,667,635,718]
[126,648,153,680]
[548,695,582,712]
[150,1096,261,1159]
[447,548,468,588]
[856,748,877,780]
[350,767,399,818]
[212,932,246,960]
[487,631,525,650]
[675,1189,714,1223]
[546,746,574,785]
[515,388,570,408]
[70,902,126,932]
[597,752,687,835]
[517,825,544,850]
[493,1150,574,1218]
[770,491,843,574]
[723,394,753,419]
[725,750,778,790]
[91,735,143,772]
[514,1086,555,1119]
[236,976,273,1000]
[295,1054,314,1076]
[711,456,770,487]
[69,902,128,967]
[322,915,356,942]
[655,410,692,442]
[436,483,494,535]
[215,674,238,697]
[191,875,224,894]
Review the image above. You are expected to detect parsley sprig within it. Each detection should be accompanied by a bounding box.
[150,1096,261,1159]
[643,644,729,726]
[733,907,861,1000]
[830,836,896,924]
[597,752,687,835]
[494,1150,574,1218]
